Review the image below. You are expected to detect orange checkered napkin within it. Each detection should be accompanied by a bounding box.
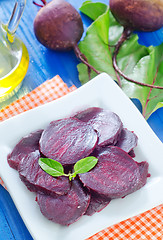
[0,75,163,240]
[87,204,163,240]
[0,75,76,121]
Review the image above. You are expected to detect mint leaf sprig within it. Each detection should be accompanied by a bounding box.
[39,156,98,181]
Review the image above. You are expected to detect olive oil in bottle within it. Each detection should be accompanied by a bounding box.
[0,31,29,101]
[0,0,29,102]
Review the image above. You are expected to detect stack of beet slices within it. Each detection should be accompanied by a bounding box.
[7,107,149,226]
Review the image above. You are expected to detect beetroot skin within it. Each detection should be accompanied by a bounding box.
[34,0,84,51]
[33,0,100,75]
[110,0,163,32]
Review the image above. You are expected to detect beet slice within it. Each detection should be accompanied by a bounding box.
[79,146,149,199]
[137,161,149,186]
[18,150,70,196]
[116,128,138,153]
[39,117,98,165]
[36,179,90,226]
[74,107,123,147]
[84,192,111,216]
[7,130,43,170]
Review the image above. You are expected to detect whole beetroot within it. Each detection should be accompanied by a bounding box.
[33,0,99,75]
[34,0,84,51]
[110,0,163,32]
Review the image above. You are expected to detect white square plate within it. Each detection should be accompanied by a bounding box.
[0,73,163,240]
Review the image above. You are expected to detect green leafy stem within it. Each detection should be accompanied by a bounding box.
[39,156,98,181]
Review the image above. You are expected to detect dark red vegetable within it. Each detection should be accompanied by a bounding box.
[18,150,70,196]
[7,130,43,170]
[115,128,138,153]
[33,0,99,75]
[79,146,149,199]
[110,0,163,32]
[74,107,123,147]
[84,192,111,216]
[110,0,163,89]
[34,0,83,51]
[137,161,150,185]
[36,179,90,226]
[7,107,149,225]
[39,117,98,165]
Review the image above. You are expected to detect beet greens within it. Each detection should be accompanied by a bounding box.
[79,1,163,118]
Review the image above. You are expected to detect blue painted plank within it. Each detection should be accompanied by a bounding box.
[0,185,33,240]
[147,107,163,143]
[0,205,15,240]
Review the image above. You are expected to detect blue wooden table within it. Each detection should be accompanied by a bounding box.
[0,0,163,239]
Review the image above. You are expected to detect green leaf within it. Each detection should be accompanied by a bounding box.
[38,157,98,180]
[107,11,123,45]
[74,156,98,174]
[39,158,65,177]
[77,63,97,85]
[152,102,163,113]
[78,7,117,84]
[117,35,148,76]
[122,44,163,119]
[80,1,107,21]
[78,2,163,119]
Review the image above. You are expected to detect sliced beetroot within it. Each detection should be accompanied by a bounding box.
[18,150,70,196]
[137,161,149,187]
[116,128,138,153]
[7,130,43,170]
[39,117,98,165]
[79,146,149,199]
[74,107,123,147]
[36,179,90,226]
[84,192,111,216]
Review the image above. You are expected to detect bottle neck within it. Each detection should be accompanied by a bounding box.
[7,0,26,37]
